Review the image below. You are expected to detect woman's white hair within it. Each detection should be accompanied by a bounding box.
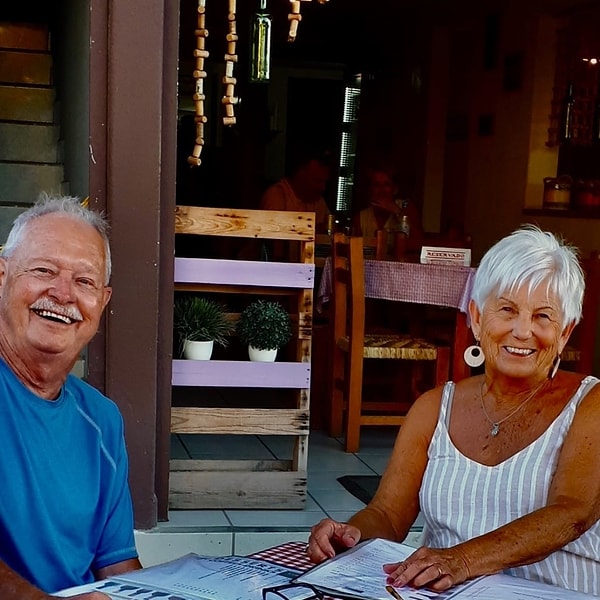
[2,192,112,285]
[471,225,584,326]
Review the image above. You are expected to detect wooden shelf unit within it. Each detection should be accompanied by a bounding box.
[170,206,316,509]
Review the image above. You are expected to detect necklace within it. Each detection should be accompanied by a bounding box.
[480,379,546,437]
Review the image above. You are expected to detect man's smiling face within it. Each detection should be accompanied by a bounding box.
[0,213,112,363]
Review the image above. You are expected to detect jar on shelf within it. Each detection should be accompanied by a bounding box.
[573,179,600,209]
[543,175,572,210]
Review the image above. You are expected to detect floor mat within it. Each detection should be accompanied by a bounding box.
[337,475,381,505]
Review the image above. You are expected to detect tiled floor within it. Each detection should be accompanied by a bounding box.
[135,428,424,566]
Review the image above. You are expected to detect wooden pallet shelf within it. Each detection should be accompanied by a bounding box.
[169,206,315,509]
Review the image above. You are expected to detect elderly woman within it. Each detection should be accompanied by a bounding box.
[308,226,600,596]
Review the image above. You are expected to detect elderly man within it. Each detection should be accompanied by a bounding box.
[0,194,141,599]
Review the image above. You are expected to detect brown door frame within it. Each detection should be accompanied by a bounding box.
[89,0,177,529]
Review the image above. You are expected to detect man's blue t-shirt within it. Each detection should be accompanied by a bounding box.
[0,359,138,593]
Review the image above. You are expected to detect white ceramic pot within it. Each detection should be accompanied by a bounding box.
[183,339,214,360]
[248,346,278,362]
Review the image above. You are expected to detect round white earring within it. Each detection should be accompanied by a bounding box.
[464,343,485,368]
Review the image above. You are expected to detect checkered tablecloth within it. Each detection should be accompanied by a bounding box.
[251,540,312,571]
[251,542,339,599]
[317,258,476,314]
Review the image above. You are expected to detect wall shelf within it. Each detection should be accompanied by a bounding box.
[523,208,600,219]
[170,206,315,510]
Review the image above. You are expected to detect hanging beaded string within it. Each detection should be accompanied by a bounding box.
[288,0,329,42]
[222,0,239,126]
[188,0,209,167]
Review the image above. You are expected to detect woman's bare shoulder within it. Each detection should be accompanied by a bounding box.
[404,379,478,438]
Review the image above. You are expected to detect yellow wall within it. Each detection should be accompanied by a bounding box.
[426,5,600,262]
[423,5,600,373]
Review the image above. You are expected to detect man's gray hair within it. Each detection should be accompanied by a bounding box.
[471,225,584,326]
[2,192,112,285]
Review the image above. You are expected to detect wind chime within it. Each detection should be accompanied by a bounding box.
[287,0,329,42]
[188,0,331,167]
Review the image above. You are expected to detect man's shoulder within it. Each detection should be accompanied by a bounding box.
[260,179,294,208]
[65,375,122,421]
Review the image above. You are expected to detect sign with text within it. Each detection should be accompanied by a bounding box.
[420,246,471,266]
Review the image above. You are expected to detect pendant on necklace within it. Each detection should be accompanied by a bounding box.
[491,423,500,437]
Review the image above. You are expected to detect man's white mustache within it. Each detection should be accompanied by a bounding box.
[30,298,83,322]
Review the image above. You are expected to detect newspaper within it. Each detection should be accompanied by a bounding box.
[294,538,594,600]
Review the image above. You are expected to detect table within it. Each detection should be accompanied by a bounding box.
[58,540,595,599]
[317,258,476,381]
[252,541,338,599]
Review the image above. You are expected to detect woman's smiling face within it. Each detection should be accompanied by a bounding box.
[470,282,575,380]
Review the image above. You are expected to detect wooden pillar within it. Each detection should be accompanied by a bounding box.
[89,0,177,530]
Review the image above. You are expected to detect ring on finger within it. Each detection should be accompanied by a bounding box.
[435,565,443,578]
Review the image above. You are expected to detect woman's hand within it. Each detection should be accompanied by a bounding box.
[383,545,471,592]
[306,518,361,563]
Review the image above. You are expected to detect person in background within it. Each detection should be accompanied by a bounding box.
[260,144,332,233]
[307,225,600,596]
[0,194,141,599]
[353,164,422,240]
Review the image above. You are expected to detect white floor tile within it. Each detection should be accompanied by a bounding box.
[310,488,367,512]
[179,434,274,459]
[225,506,326,528]
[171,435,190,459]
[356,455,391,475]
[163,510,231,529]
[307,471,352,491]
[307,452,376,473]
[324,510,359,522]
[134,531,232,566]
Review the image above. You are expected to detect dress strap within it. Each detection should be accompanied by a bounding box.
[440,381,456,429]
[571,375,599,408]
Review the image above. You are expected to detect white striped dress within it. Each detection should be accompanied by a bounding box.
[419,377,600,596]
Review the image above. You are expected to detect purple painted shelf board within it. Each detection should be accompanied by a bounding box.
[175,257,315,289]
[172,359,311,388]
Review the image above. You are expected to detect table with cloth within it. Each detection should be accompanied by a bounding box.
[317,258,477,381]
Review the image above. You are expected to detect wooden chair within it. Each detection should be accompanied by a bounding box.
[314,233,332,268]
[328,233,451,452]
[562,250,600,374]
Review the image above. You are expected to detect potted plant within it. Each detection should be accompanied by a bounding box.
[237,300,292,362]
[174,296,234,360]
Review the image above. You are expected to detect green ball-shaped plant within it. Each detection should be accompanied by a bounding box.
[174,296,234,352]
[237,300,292,351]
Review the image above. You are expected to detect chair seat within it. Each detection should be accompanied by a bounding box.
[337,334,439,360]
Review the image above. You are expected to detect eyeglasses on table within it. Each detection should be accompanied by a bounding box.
[262,581,325,600]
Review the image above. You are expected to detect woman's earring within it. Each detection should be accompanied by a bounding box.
[549,355,561,379]
[464,342,485,368]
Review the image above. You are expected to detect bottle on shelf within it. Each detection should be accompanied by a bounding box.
[249,0,271,83]
[560,80,575,144]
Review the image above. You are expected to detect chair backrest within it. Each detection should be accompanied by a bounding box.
[314,233,332,268]
[364,229,471,262]
[331,233,366,355]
